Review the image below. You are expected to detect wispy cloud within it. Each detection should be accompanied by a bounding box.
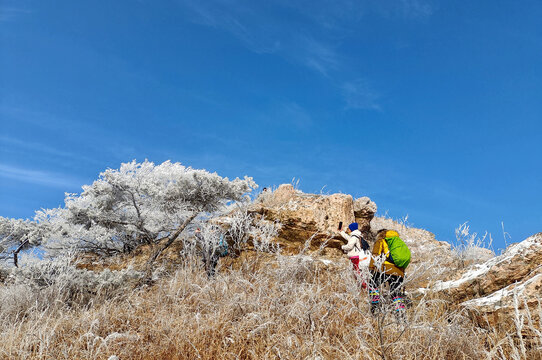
[0,136,103,166]
[398,0,434,19]
[180,0,341,76]
[342,80,381,111]
[0,164,85,189]
[178,0,434,110]
[0,6,31,22]
[274,102,313,129]
[296,35,340,77]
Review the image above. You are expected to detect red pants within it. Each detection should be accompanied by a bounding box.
[350,256,360,272]
[349,256,367,289]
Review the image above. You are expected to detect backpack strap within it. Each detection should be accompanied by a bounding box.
[352,233,369,252]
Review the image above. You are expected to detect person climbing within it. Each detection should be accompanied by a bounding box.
[195,228,229,278]
[340,222,371,286]
[368,229,411,315]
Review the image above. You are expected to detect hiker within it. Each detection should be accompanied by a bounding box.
[195,228,228,278]
[340,222,371,286]
[368,229,411,315]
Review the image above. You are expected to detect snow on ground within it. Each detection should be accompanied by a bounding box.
[461,272,542,309]
[431,233,541,292]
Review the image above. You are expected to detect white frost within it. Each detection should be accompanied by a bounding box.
[433,233,541,291]
[461,273,542,310]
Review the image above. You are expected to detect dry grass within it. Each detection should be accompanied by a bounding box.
[1,251,541,360]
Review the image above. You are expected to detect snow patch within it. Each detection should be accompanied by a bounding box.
[432,234,542,291]
[461,273,542,310]
[433,262,492,291]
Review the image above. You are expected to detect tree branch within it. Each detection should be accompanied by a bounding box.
[13,239,29,268]
[146,212,199,268]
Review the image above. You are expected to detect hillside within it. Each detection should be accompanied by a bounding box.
[0,185,540,359]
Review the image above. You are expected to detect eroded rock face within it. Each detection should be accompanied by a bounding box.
[430,233,542,327]
[433,233,542,301]
[353,197,377,241]
[251,186,455,267]
[462,268,542,328]
[251,184,356,253]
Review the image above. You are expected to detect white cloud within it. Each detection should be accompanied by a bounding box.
[399,0,434,19]
[0,164,84,189]
[0,136,104,166]
[296,35,340,77]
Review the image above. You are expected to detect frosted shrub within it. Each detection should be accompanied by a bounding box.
[9,256,143,293]
[250,216,280,253]
[0,254,144,321]
[453,222,495,267]
[224,203,253,252]
[221,202,280,254]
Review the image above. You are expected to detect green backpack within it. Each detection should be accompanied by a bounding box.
[385,234,411,269]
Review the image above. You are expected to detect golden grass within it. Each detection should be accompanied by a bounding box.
[1,252,541,360]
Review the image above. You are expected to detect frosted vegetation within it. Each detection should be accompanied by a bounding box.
[0,160,256,266]
[452,222,495,268]
[0,161,540,359]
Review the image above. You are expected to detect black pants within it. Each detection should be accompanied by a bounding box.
[369,270,404,298]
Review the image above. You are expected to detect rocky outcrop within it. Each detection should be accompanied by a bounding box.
[462,268,542,329]
[429,233,542,327]
[251,184,355,254]
[353,197,377,242]
[432,233,542,301]
[251,186,456,267]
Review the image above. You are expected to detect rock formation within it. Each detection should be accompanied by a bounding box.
[251,185,454,267]
[251,184,355,254]
[353,197,377,242]
[429,233,542,327]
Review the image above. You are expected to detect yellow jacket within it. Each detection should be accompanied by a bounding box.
[369,230,405,277]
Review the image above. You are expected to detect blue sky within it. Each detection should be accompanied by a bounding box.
[1,0,541,251]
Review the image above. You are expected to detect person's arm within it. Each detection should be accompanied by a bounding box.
[341,231,357,252]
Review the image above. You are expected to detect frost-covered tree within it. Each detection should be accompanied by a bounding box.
[0,217,50,267]
[0,160,256,267]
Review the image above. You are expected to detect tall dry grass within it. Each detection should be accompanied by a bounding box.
[1,249,541,360]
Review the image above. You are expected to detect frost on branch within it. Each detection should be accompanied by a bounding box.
[0,214,54,267]
[0,160,256,264]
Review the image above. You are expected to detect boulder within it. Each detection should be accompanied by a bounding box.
[353,197,377,241]
[251,184,355,253]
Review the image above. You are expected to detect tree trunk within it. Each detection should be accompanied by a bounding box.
[146,213,198,268]
[13,239,29,268]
